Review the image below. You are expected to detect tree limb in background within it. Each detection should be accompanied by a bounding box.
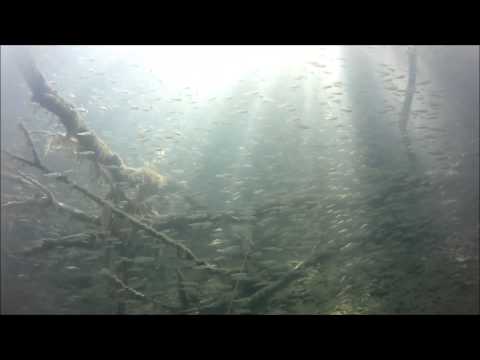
[175,268,193,309]
[399,46,418,133]
[398,46,418,166]
[227,252,250,313]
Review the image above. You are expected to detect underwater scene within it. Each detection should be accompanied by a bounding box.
[1,45,478,314]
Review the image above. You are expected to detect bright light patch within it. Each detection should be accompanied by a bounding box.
[102,45,343,99]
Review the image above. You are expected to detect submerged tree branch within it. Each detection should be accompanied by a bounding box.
[2,156,100,225]
[3,143,222,275]
[9,48,223,273]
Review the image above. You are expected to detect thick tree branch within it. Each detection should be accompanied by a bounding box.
[11,46,168,196]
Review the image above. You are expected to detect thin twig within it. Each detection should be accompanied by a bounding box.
[227,252,251,314]
[16,170,56,205]
[18,122,42,166]
[102,269,177,312]
[22,233,96,255]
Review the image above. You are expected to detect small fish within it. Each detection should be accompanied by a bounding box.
[259,260,277,267]
[190,221,213,230]
[216,245,243,255]
[209,239,225,247]
[65,266,79,271]
[76,131,92,136]
[250,251,263,258]
[231,273,250,281]
[417,80,431,86]
[43,172,62,178]
[263,246,283,252]
[308,61,325,68]
[133,257,155,264]
[194,264,218,271]
[77,151,96,156]
[441,199,458,206]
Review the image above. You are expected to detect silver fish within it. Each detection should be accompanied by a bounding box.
[216,245,243,256]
